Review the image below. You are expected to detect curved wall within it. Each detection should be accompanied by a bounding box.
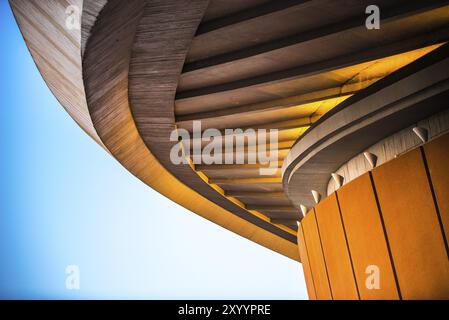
[327,108,449,195]
[298,132,449,299]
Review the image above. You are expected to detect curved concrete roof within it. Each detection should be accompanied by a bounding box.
[10,0,449,259]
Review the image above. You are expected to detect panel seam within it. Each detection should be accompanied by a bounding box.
[420,146,449,259]
[335,192,361,299]
[300,223,318,300]
[369,172,403,299]
[313,209,334,300]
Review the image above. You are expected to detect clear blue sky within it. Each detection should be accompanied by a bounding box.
[0,0,306,299]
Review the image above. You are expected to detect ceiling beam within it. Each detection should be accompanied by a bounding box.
[191,146,289,158]
[175,86,359,121]
[246,117,313,131]
[186,127,303,146]
[195,0,311,35]
[205,170,282,179]
[186,134,302,157]
[270,218,299,224]
[225,191,287,198]
[195,162,284,171]
[176,27,449,100]
[247,205,298,212]
[180,115,315,134]
[189,149,289,165]
[209,177,282,184]
[188,139,295,154]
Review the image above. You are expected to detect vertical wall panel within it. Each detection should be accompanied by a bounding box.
[423,133,449,242]
[337,173,399,299]
[314,193,359,300]
[297,226,317,300]
[301,210,332,300]
[372,148,449,299]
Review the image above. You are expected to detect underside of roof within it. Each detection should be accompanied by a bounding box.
[9,0,449,260]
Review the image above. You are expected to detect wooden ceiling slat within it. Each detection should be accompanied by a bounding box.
[225,191,287,198]
[210,177,282,184]
[262,211,302,219]
[175,85,363,121]
[180,115,315,134]
[190,149,289,164]
[247,205,298,212]
[270,218,299,224]
[188,140,295,154]
[195,162,284,171]
[200,168,282,180]
[186,132,302,151]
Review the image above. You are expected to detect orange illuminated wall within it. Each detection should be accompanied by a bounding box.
[298,133,449,300]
